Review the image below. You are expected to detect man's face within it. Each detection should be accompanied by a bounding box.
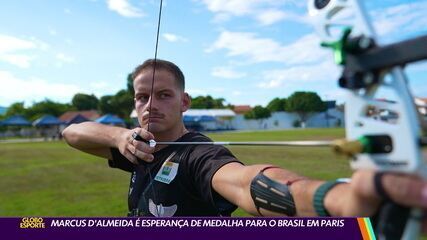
[133,69,190,133]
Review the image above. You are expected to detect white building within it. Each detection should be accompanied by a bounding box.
[184,109,236,131]
[231,109,344,131]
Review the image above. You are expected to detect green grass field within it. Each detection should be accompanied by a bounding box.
[0,128,350,216]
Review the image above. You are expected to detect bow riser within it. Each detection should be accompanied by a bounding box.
[348,68,424,174]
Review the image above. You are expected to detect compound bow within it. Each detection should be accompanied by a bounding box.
[308,0,427,239]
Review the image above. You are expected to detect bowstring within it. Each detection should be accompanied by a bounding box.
[145,0,163,217]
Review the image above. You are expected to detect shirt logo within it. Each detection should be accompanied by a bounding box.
[155,161,179,184]
[161,162,173,175]
[148,199,177,217]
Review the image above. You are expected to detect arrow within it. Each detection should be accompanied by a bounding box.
[148,139,333,148]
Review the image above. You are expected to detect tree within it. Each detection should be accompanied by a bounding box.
[4,100,73,121]
[71,93,99,111]
[286,91,326,128]
[110,90,134,119]
[4,102,26,118]
[126,73,135,95]
[191,95,228,109]
[98,90,133,120]
[267,98,287,112]
[98,95,115,115]
[244,105,271,129]
[26,99,73,120]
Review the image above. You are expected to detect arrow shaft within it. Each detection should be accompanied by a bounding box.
[152,141,333,147]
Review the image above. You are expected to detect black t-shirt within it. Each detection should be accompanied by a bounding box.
[108,132,242,216]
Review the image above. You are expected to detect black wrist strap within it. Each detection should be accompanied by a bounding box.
[313,180,346,216]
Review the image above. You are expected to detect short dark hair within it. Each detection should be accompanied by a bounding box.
[131,59,185,90]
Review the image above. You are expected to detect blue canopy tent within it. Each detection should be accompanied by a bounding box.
[183,115,197,122]
[2,115,31,126]
[33,115,63,127]
[183,115,216,131]
[183,115,215,122]
[65,114,89,125]
[32,115,64,140]
[96,114,125,125]
[1,115,31,138]
[198,115,216,122]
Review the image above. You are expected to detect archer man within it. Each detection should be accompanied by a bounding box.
[63,59,427,221]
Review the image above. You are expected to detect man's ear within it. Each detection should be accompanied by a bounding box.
[181,92,191,112]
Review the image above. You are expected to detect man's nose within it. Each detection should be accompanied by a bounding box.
[146,95,158,111]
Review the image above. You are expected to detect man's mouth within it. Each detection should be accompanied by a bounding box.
[142,114,164,121]
[148,116,163,121]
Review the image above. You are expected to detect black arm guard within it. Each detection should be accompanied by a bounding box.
[250,169,296,216]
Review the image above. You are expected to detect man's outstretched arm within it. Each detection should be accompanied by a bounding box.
[212,162,427,217]
[212,163,353,217]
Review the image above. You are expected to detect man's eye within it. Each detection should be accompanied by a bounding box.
[160,93,170,98]
[136,95,149,102]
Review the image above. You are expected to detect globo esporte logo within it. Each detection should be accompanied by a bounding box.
[19,217,45,228]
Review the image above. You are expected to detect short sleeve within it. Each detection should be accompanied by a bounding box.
[108,148,134,172]
[186,145,243,215]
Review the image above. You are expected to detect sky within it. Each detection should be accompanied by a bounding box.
[0,0,427,108]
